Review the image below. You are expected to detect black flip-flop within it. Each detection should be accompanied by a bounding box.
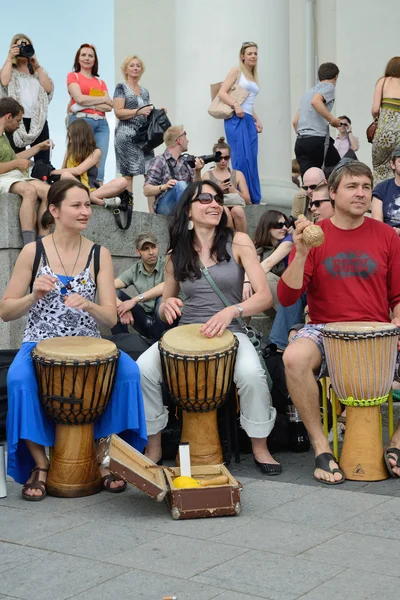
[314,452,345,485]
[384,447,400,478]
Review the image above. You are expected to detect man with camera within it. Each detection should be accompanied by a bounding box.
[144,125,204,215]
[0,97,51,245]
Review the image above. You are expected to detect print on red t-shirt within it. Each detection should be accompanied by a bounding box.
[277,218,400,324]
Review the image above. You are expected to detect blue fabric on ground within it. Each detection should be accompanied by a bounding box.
[224,113,261,203]
[6,343,147,484]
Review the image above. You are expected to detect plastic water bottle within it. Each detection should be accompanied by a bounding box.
[287,398,310,452]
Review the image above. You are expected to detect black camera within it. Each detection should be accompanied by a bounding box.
[286,215,297,229]
[18,41,35,59]
[183,151,222,168]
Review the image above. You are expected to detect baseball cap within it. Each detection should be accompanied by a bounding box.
[135,232,158,250]
[391,147,400,159]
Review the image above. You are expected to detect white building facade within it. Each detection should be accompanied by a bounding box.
[114,0,400,212]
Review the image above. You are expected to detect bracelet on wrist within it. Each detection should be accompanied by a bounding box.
[244,280,250,284]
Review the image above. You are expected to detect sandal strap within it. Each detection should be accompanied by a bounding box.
[31,466,49,474]
[22,481,46,494]
[101,473,124,487]
[315,452,344,476]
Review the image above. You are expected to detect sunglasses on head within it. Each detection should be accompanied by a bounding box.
[273,222,288,229]
[242,41,257,48]
[175,130,186,141]
[301,179,325,191]
[309,199,331,209]
[192,193,224,206]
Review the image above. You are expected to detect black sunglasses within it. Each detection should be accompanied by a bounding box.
[272,222,288,229]
[309,199,331,209]
[301,179,325,191]
[242,41,257,48]
[219,155,231,161]
[192,193,224,206]
[175,130,186,141]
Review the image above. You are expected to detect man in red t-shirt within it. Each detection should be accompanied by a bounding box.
[278,160,400,484]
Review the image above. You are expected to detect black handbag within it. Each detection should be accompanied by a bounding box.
[136,108,171,153]
[31,159,60,184]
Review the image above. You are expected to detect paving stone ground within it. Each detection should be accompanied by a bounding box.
[1,446,399,600]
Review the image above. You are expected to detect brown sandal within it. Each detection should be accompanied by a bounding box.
[101,473,127,494]
[22,467,49,502]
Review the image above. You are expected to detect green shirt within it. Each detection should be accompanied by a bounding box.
[118,256,166,313]
[0,134,16,164]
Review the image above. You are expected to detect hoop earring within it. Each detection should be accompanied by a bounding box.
[188,220,194,231]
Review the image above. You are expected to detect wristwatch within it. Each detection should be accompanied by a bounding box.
[137,294,144,303]
[236,304,244,317]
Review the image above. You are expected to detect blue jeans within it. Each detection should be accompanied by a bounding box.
[269,293,307,351]
[156,181,188,215]
[68,115,110,182]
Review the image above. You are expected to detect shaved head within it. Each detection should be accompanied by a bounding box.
[303,167,325,185]
[302,167,326,199]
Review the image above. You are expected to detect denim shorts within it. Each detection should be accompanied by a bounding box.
[290,323,400,383]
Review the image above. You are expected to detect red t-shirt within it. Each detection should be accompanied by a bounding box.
[67,72,108,116]
[277,217,400,324]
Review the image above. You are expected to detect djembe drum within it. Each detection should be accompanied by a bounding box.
[159,324,238,465]
[322,322,400,481]
[32,337,119,497]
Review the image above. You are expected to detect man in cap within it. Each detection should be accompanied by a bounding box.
[112,232,170,340]
[372,147,400,235]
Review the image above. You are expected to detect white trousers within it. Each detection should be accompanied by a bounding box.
[137,332,276,438]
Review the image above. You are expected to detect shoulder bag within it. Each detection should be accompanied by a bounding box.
[199,261,272,388]
[208,73,249,120]
[366,78,384,143]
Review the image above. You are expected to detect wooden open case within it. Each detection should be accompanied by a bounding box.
[97,434,242,520]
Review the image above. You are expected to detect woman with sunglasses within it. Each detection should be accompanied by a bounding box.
[202,137,250,232]
[250,211,293,312]
[0,179,147,500]
[67,44,113,185]
[218,42,262,204]
[137,180,280,475]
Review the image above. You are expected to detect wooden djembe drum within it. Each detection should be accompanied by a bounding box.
[32,337,119,497]
[159,324,238,465]
[322,322,400,481]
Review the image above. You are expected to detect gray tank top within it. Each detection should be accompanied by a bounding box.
[179,241,244,333]
[209,168,238,189]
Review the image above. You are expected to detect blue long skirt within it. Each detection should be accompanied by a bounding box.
[224,113,261,203]
[6,342,148,484]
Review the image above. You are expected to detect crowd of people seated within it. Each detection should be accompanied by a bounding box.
[2,34,400,501]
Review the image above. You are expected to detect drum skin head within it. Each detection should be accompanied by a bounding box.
[161,324,235,355]
[324,322,397,334]
[35,336,118,361]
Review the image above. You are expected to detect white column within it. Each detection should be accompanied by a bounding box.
[256,0,298,208]
[174,0,296,209]
[114,0,296,211]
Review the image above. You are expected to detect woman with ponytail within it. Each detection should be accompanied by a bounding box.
[0,179,147,501]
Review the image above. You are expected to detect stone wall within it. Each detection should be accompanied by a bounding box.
[0,194,272,349]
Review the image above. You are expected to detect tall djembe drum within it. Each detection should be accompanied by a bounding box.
[322,322,400,481]
[159,324,238,465]
[32,337,119,497]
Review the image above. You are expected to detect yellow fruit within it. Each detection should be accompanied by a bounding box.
[173,476,201,489]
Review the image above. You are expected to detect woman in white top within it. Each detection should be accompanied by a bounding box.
[0,34,53,164]
[218,42,262,204]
